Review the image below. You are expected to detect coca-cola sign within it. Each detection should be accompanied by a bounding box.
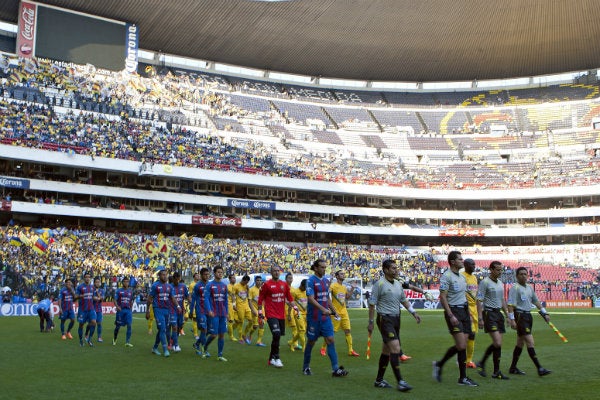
[192,216,242,227]
[17,1,37,58]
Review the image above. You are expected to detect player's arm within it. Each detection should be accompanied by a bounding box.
[401,299,421,323]
[115,291,122,312]
[533,299,550,322]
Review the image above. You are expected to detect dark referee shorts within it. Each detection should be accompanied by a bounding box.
[483,308,506,334]
[444,305,472,335]
[515,310,533,336]
[376,313,400,343]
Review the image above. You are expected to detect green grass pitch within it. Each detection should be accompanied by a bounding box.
[1,309,598,400]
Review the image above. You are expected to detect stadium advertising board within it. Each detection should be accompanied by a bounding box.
[124,23,139,74]
[0,176,30,189]
[543,300,591,308]
[227,199,276,210]
[0,301,147,317]
[16,0,37,58]
[192,216,242,226]
[439,228,485,237]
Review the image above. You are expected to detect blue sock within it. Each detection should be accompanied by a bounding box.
[154,332,161,348]
[303,342,314,369]
[126,325,132,342]
[96,323,102,338]
[204,335,215,351]
[61,321,65,335]
[78,326,83,341]
[200,331,206,346]
[218,337,224,356]
[68,321,74,332]
[88,325,96,339]
[327,341,339,371]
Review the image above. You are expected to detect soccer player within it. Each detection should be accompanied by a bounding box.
[170,271,190,352]
[258,265,298,368]
[302,259,348,378]
[368,259,420,391]
[475,261,516,380]
[187,271,201,339]
[113,276,134,347]
[233,275,253,344]
[75,272,97,347]
[192,267,211,355]
[285,272,300,351]
[248,275,266,347]
[87,277,105,343]
[204,266,229,361]
[507,267,552,376]
[58,278,76,340]
[37,296,54,332]
[320,269,359,357]
[289,278,308,354]
[433,251,479,387]
[462,258,479,368]
[227,273,239,342]
[145,269,181,357]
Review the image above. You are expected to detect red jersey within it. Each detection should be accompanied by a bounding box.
[258,278,293,319]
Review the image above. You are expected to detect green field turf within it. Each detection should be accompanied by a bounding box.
[1,309,598,400]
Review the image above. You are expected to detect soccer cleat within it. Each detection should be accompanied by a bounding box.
[509,367,526,375]
[193,342,200,351]
[218,356,228,362]
[349,350,360,357]
[163,350,170,357]
[113,339,117,346]
[256,342,266,347]
[491,371,510,380]
[179,329,185,336]
[295,344,303,350]
[148,329,153,335]
[245,337,252,345]
[332,366,349,377]
[466,361,477,369]
[87,339,94,347]
[230,336,238,342]
[538,368,552,376]
[457,377,479,386]
[397,380,412,392]
[66,332,73,339]
[173,345,181,352]
[432,361,442,382]
[269,358,284,368]
[303,367,312,375]
[97,337,103,343]
[125,342,134,347]
[239,339,246,345]
[476,362,487,377]
[400,354,412,362]
[61,334,66,340]
[320,347,327,357]
[202,351,211,358]
[288,340,296,352]
[80,340,84,347]
[152,348,161,356]
[374,379,393,388]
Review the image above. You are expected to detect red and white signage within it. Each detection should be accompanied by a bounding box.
[192,215,242,227]
[17,1,37,58]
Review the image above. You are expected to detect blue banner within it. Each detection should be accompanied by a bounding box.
[227,199,276,210]
[124,23,139,73]
[0,176,30,189]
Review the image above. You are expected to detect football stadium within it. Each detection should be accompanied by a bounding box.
[0,1,599,399]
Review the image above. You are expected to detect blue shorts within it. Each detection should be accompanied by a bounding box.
[77,310,97,324]
[153,308,170,332]
[196,313,207,330]
[95,312,103,324]
[60,309,75,321]
[306,317,334,341]
[207,315,227,335]
[115,309,132,326]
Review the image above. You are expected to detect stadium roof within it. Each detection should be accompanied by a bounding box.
[2,0,600,82]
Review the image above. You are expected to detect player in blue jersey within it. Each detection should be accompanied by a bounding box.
[204,266,229,361]
[192,268,211,356]
[113,276,135,347]
[59,278,76,340]
[145,269,181,357]
[302,259,348,378]
[37,296,54,332]
[75,272,97,347]
[170,272,190,353]
[86,277,105,343]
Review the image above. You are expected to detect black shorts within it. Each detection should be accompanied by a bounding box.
[267,317,286,336]
[445,305,472,335]
[515,311,533,336]
[376,314,400,343]
[483,309,506,334]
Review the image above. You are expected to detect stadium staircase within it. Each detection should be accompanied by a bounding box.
[366,109,384,132]
[415,112,428,132]
[321,107,339,129]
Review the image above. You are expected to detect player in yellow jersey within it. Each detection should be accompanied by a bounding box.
[233,275,253,344]
[462,259,479,368]
[146,303,154,334]
[227,273,239,341]
[320,270,359,357]
[288,279,307,352]
[284,273,300,351]
[186,272,201,339]
[247,275,266,346]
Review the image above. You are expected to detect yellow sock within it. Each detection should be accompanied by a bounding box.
[345,333,353,353]
[192,322,198,337]
[298,333,306,349]
[147,320,152,331]
[466,339,475,363]
[257,328,264,343]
